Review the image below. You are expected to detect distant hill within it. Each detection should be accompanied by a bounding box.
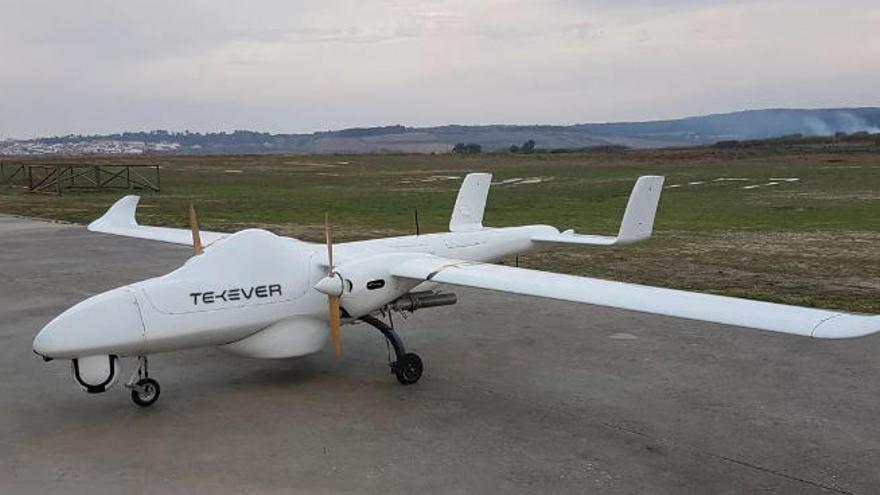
[3,107,879,155]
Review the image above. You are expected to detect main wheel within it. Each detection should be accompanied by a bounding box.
[131,378,161,407]
[394,353,423,385]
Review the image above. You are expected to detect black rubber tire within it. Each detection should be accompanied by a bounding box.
[131,378,161,407]
[394,353,423,385]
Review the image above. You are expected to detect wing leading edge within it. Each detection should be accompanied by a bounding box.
[391,256,879,339]
[88,195,227,246]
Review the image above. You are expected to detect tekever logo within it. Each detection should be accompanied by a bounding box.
[189,284,282,305]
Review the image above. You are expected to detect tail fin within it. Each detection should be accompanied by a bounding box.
[532,175,664,246]
[449,173,492,232]
[88,195,140,231]
[616,175,664,244]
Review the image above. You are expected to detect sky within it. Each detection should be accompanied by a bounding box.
[1,0,878,139]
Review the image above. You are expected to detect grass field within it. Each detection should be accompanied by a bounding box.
[1,146,878,313]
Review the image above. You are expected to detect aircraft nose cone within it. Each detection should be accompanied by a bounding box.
[32,326,59,359]
[33,288,145,359]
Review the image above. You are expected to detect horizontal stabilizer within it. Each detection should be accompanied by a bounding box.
[533,175,664,246]
[88,195,227,246]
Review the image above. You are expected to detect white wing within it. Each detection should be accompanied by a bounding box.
[88,195,227,246]
[391,257,879,339]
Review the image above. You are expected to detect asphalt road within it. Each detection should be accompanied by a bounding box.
[1,215,878,494]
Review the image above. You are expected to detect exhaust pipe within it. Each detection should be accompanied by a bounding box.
[391,292,457,312]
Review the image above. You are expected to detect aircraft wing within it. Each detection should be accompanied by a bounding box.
[88,195,228,247]
[391,256,879,339]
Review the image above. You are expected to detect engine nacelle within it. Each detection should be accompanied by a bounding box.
[332,254,425,318]
[72,355,119,393]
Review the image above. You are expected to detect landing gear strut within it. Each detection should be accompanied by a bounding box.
[360,314,423,385]
[126,356,161,407]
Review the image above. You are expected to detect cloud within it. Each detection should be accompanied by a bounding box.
[0,0,878,138]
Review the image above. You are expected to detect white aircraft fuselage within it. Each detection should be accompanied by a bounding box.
[33,224,556,361]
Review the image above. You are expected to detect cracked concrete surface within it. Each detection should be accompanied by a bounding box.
[1,215,878,494]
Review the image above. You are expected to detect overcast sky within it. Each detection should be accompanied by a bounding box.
[1,0,878,138]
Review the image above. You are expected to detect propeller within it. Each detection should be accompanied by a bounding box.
[324,213,342,356]
[189,202,203,255]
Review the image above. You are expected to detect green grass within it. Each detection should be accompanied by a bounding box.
[1,146,878,312]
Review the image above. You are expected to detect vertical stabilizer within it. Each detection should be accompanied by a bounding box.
[88,195,140,231]
[616,175,664,244]
[449,173,492,232]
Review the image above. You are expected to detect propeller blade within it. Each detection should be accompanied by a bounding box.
[189,202,203,255]
[325,212,333,273]
[329,296,341,356]
[324,213,340,356]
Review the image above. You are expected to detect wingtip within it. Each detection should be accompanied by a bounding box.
[811,314,880,339]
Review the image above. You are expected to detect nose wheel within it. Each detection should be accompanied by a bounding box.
[131,378,160,407]
[126,356,161,407]
[360,314,423,385]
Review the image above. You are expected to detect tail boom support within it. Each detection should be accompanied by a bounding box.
[88,195,227,247]
[532,175,664,247]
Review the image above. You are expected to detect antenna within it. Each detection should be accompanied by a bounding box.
[414,207,421,236]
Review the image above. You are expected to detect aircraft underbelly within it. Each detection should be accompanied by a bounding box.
[219,317,328,358]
